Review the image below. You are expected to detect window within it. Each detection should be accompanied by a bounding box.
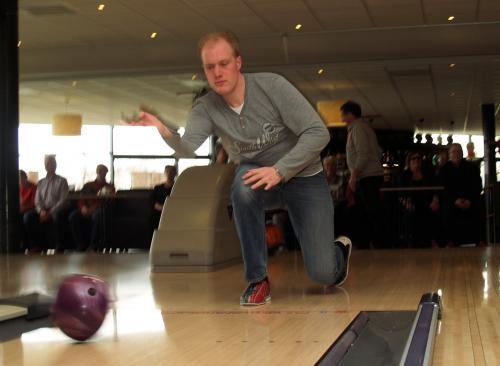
[113,126,174,156]
[19,124,112,190]
[114,158,176,190]
[470,135,484,158]
[113,128,212,187]
[194,138,211,156]
[19,123,213,190]
[178,158,211,176]
[451,135,469,154]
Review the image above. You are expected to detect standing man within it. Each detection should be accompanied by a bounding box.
[130,31,351,306]
[341,101,384,249]
[24,155,69,252]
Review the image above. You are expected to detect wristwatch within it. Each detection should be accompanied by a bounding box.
[273,167,284,182]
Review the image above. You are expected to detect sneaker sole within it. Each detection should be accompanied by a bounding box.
[240,296,271,306]
[335,236,352,286]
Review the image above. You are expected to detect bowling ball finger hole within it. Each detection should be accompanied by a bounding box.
[88,288,97,296]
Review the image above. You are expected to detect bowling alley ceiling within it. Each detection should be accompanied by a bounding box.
[18,0,500,133]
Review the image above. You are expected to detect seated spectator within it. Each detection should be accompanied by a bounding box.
[69,164,115,251]
[323,156,336,186]
[152,165,177,229]
[19,170,36,213]
[214,142,229,164]
[398,152,438,247]
[322,154,352,236]
[24,155,69,253]
[323,155,349,203]
[439,143,484,247]
[435,150,448,175]
[19,170,37,249]
[427,149,449,247]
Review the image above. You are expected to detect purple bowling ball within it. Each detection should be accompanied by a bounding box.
[52,274,110,341]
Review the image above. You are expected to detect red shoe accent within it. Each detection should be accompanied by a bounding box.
[240,278,271,306]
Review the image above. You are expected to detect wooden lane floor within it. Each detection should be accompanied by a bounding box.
[0,247,498,366]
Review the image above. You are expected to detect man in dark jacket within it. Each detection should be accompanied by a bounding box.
[440,143,484,246]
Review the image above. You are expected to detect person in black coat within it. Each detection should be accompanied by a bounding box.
[439,143,484,247]
[398,152,437,247]
[152,165,177,229]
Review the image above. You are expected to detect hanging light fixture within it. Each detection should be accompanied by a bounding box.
[52,91,82,136]
[317,100,348,127]
[52,113,82,136]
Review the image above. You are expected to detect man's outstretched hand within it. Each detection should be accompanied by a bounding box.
[124,110,173,139]
[243,167,283,190]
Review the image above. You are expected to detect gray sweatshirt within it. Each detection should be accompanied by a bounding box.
[346,119,384,179]
[163,73,330,182]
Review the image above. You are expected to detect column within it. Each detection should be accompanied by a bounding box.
[481,103,497,246]
[0,0,20,253]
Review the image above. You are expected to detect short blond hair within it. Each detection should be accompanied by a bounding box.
[198,31,240,59]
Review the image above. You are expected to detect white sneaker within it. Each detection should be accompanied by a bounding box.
[334,236,352,286]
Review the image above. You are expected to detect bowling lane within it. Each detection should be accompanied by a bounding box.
[1,248,498,365]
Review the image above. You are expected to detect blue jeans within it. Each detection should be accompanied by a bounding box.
[231,164,345,285]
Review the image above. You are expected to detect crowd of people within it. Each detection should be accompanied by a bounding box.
[322,135,485,249]
[397,143,485,248]
[19,156,178,253]
[19,119,487,253]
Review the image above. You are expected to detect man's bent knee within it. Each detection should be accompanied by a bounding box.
[306,267,336,286]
